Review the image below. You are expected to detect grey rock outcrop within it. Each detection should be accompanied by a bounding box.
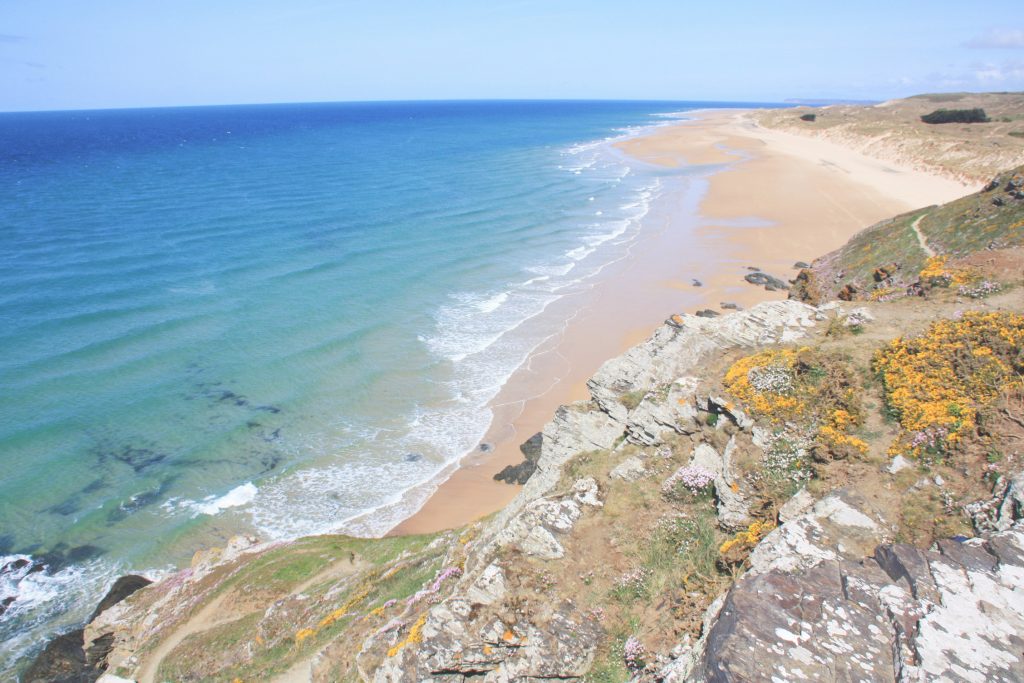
[588,301,819,425]
[25,575,151,683]
[663,488,1024,683]
[610,456,647,482]
[375,600,600,682]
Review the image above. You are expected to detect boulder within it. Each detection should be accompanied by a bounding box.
[493,432,543,485]
[609,456,647,482]
[744,271,788,290]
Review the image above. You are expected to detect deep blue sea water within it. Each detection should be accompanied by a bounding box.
[0,99,765,672]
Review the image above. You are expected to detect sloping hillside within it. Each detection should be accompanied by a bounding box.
[792,164,1024,304]
[757,92,1024,184]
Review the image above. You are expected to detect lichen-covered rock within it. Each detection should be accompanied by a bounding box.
[374,600,600,682]
[587,301,820,423]
[610,456,647,482]
[495,497,582,559]
[572,477,603,508]
[697,528,1024,682]
[625,384,702,446]
[665,486,1024,683]
[778,488,815,523]
[713,437,751,530]
[748,490,887,576]
[465,563,507,606]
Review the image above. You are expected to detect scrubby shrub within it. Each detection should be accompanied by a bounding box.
[920,108,989,124]
[873,312,1024,460]
[800,113,817,122]
[724,347,867,460]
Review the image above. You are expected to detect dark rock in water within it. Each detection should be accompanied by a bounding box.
[478,442,494,453]
[494,432,543,485]
[2,557,30,574]
[793,261,810,269]
[720,302,740,310]
[88,575,151,622]
[22,630,85,683]
[111,445,166,473]
[0,595,14,617]
[65,545,104,565]
[403,453,423,463]
[691,279,703,287]
[47,498,82,516]
[743,271,788,290]
[695,309,720,318]
[23,575,151,683]
[80,478,106,495]
[36,545,105,573]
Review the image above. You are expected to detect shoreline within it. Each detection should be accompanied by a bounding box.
[386,108,972,536]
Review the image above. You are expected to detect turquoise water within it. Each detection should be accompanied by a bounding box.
[0,100,762,671]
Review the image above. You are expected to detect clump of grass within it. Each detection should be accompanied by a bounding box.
[898,487,971,546]
[609,567,651,603]
[644,512,719,590]
[620,390,647,411]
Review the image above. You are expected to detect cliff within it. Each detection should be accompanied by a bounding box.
[27,171,1024,682]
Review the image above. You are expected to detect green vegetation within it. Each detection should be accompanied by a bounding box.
[921,107,990,124]
[620,390,647,411]
[794,164,1024,303]
[799,113,817,122]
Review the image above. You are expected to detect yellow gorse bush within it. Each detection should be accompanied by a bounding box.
[873,312,1024,458]
[724,348,807,423]
[724,347,866,459]
[719,520,774,555]
[919,255,972,288]
[387,613,428,657]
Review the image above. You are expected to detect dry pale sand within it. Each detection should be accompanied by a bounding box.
[387,109,972,536]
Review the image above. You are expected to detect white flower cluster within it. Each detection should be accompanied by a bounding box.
[748,364,793,394]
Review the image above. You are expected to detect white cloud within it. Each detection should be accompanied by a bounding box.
[964,28,1024,49]
[968,59,1024,82]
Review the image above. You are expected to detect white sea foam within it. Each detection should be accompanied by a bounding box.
[0,554,120,678]
[248,111,681,559]
[567,245,594,261]
[476,291,509,313]
[166,481,259,517]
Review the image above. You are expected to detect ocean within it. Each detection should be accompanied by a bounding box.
[0,99,761,673]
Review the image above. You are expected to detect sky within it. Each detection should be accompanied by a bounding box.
[1,0,1023,111]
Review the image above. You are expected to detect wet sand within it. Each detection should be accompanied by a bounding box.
[387,108,972,536]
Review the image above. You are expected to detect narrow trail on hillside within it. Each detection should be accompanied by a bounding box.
[137,556,367,683]
[911,215,936,257]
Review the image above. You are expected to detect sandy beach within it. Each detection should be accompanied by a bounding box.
[388,108,971,536]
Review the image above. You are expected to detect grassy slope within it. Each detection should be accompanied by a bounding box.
[794,164,1024,303]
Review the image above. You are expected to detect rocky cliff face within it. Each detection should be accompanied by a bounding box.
[46,288,1024,681]
[370,301,824,682]
[661,479,1024,682]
